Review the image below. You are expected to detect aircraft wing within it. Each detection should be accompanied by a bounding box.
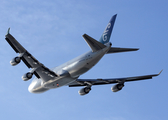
[5,28,57,82]
[69,70,162,87]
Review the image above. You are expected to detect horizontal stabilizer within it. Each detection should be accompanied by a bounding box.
[83,34,106,52]
[106,47,139,54]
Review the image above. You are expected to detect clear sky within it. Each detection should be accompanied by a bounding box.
[0,0,168,120]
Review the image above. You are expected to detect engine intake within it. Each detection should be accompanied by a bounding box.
[22,72,33,81]
[10,57,21,66]
[78,86,91,95]
[111,83,124,92]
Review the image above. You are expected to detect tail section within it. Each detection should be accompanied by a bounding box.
[106,47,139,54]
[83,34,106,52]
[99,14,117,44]
[83,15,139,54]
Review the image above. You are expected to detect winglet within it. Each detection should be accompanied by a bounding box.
[6,28,10,35]
[158,69,163,75]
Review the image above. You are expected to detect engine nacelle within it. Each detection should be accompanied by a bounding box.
[111,83,124,92]
[22,72,33,81]
[10,57,21,66]
[78,86,91,96]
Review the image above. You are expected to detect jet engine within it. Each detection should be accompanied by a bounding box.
[111,83,124,92]
[78,86,91,95]
[10,57,21,66]
[22,72,33,81]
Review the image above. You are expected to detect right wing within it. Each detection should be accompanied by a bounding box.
[69,70,162,87]
[5,28,57,82]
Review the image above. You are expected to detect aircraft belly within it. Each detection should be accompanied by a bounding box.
[30,87,49,93]
[42,76,76,89]
[70,67,90,77]
[67,51,105,78]
[29,76,76,93]
[54,77,76,87]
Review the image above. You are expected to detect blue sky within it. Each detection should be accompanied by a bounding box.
[0,0,168,120]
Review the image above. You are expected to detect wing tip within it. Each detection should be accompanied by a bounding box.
[158,69,163,75]
[6,28,10,36]
[136,48,139,50]
[134,48,139,51]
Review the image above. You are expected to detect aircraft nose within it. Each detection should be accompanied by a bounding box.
[28,80,37,93]
[28,84,34,93]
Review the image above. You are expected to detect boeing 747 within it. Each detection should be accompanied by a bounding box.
[5,14,162,95]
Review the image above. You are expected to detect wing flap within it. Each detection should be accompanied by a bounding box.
[21,51,42,68]
[21,55,32,68]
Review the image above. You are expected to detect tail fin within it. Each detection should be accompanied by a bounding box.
[99,14,117,44]
[83,34,106,52]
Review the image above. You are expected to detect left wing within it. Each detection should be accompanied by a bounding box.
[5,28,58,82]
[69,70,162,87]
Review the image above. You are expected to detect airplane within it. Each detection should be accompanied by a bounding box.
[5,14,162,95]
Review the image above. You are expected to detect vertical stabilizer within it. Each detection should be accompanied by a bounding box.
[99,14,117,44]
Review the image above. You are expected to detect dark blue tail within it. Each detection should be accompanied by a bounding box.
[99,14,117,44]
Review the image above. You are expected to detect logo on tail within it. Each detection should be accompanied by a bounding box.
[103,23,111,42]
[99,14,117,45]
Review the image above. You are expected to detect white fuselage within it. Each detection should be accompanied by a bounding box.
[28,44,111,93]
